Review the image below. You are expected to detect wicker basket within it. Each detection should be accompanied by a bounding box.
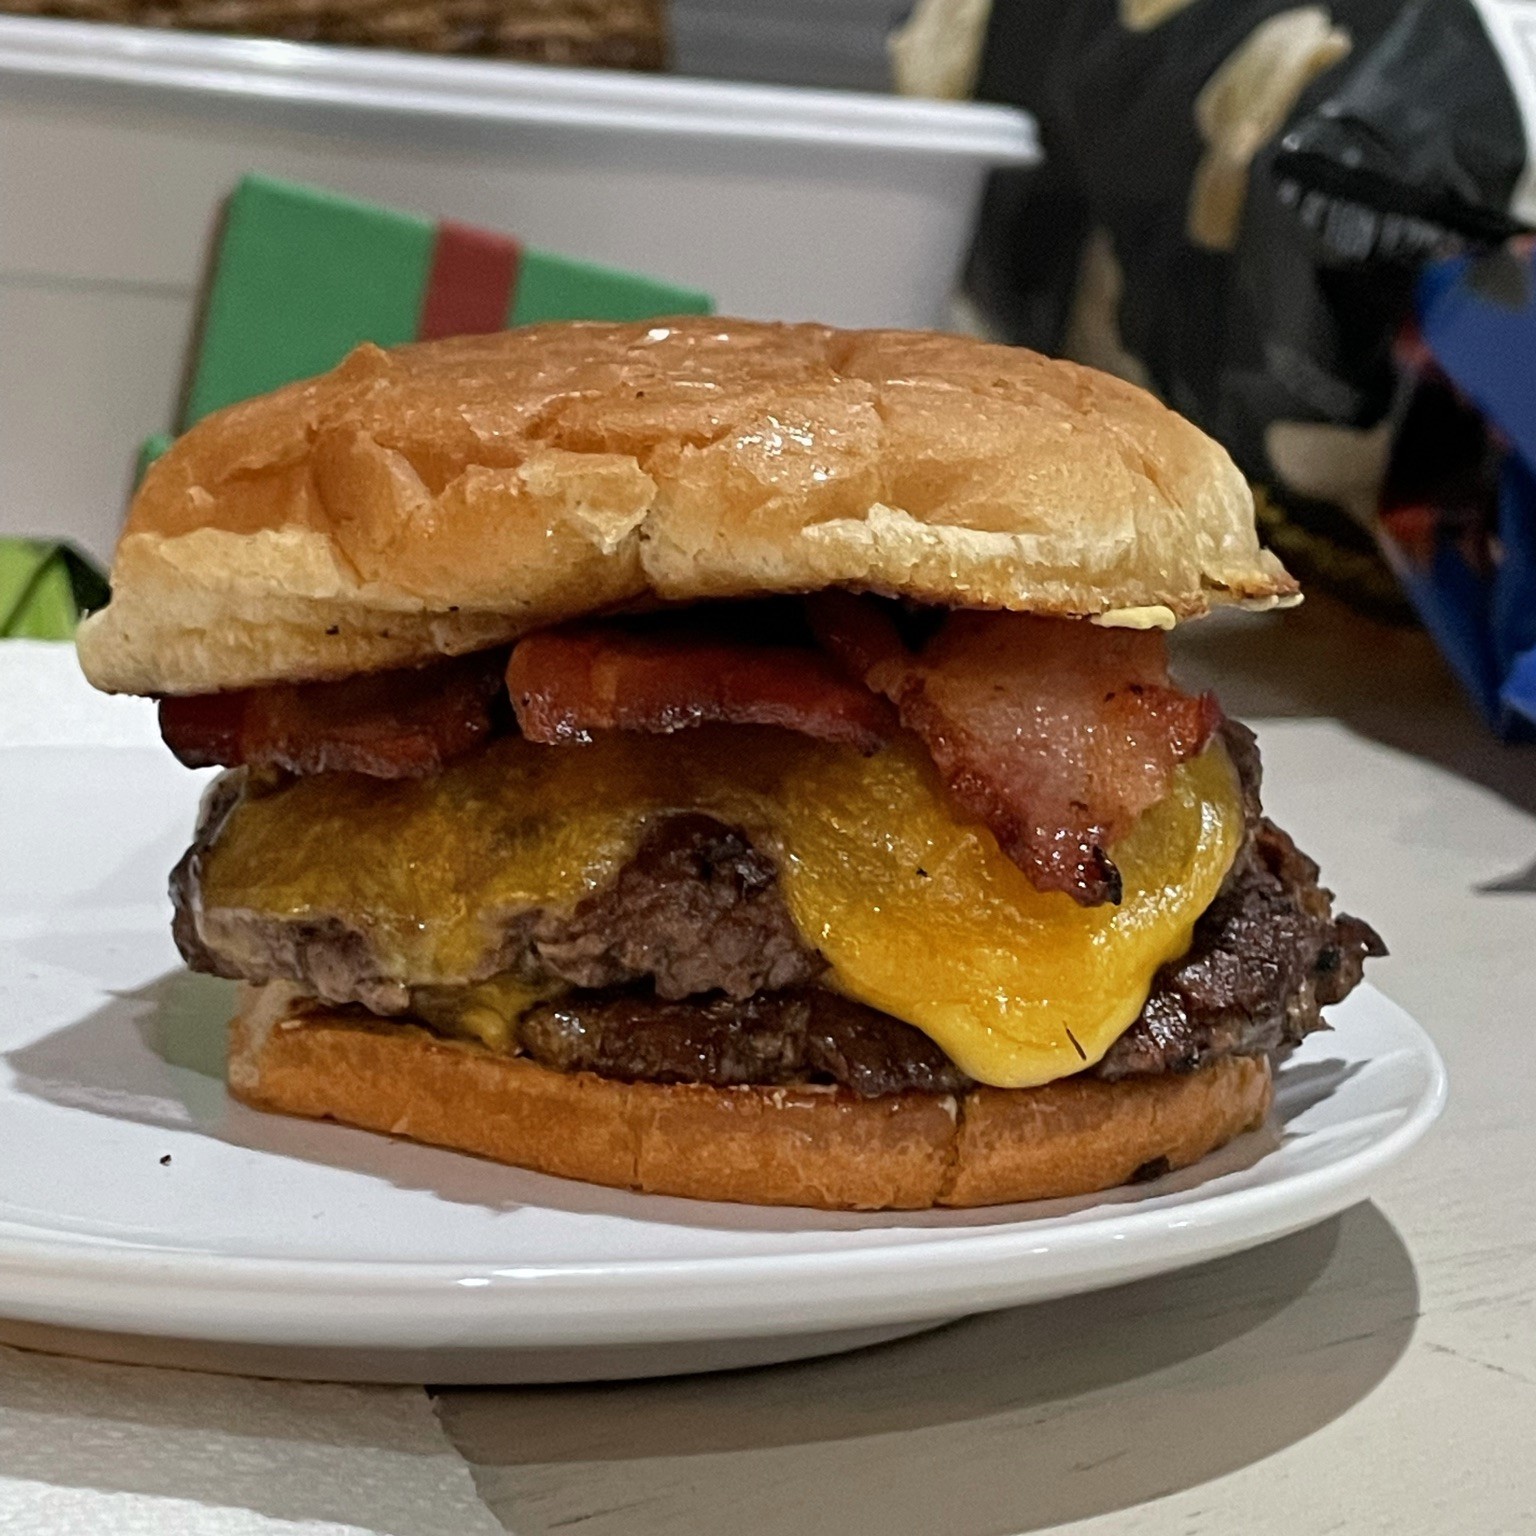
[2,0,666,65]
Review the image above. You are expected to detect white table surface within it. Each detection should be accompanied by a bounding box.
[4,591,1534,1535]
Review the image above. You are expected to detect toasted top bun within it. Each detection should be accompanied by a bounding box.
[78,318,1297,695]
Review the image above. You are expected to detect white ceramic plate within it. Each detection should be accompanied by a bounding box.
[0,644,1447,1383]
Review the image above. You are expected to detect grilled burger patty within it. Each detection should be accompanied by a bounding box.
[172,723,1382,1097]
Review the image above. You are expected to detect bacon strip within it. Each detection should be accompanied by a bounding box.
[507,625,895,753]
[810,594,1221,906]
[159,650,508,778]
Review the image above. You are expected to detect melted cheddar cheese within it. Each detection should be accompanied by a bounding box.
[201,727,1244,1088]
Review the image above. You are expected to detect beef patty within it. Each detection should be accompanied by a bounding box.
[172,722,1383,1096]
[172,797,823,1012]
[518,987,971,1097]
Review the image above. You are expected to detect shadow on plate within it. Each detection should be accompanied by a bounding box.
[4,970,1361,1233]
[1272,1055,1365,1124]
[436,1202,1420,1536]
[4,969,541,1215]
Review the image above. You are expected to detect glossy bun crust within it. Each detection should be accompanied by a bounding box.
[228,986,1274,1211]
[79,319,1296,695]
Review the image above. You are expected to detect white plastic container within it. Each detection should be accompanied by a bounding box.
[0,17,1037,562]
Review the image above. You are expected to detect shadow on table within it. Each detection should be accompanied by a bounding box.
[437,1202,1419,1536]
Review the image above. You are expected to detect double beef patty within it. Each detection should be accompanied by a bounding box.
[172,722,1383,1098]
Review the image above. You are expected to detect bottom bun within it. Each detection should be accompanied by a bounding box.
[228,985,1273,1210]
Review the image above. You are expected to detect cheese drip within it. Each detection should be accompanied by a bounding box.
[201,728,1244,1088]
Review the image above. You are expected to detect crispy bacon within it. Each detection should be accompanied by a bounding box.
[810,594,1221,906]
[507,625,896,753]
[159,650,508,778]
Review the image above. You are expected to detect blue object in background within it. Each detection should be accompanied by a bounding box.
[1408,250,1536,738]
[1496,457,1536,729]
[1380,523,1503,728]
[1418,251,1536,466]
[1503,646,1536,726]
[1493,456,1536,675]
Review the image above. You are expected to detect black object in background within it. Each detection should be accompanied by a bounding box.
[1275,0,1530,245]
[965,0,1536,615]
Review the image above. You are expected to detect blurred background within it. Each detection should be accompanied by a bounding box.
[3,0,1535,739]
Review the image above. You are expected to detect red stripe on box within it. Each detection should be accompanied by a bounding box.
[418,222,521,340]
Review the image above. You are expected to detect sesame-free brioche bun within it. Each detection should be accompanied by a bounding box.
[228,985,1273,1211]
[78,318,1297,696]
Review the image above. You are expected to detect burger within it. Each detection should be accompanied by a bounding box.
[76,319,1383,1210]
